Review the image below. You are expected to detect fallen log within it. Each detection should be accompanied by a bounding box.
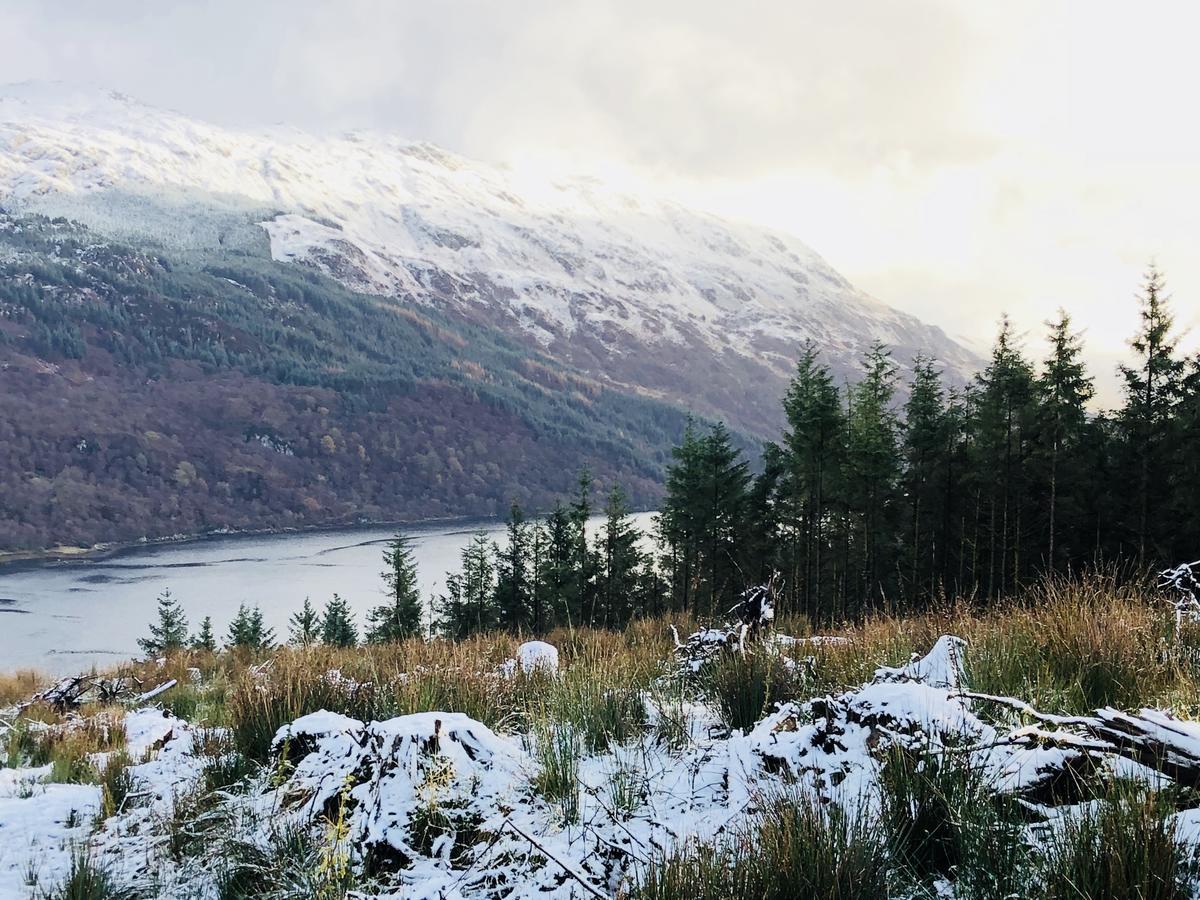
[965,692,1200,792]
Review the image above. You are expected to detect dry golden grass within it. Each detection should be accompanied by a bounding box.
[0,669,46,706]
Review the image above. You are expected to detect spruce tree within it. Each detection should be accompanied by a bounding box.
[660,418,705,613]
[226,603,275,651]
[1119,266,1184,562]
[138,589,189,656]
[494,502,532,633]
[845,341,901,611]
[1036,310,1094,568]
[568,469,598,624]
[289,596,320,646]
[598,485,644,625]
[538,503,575,628]
[901,355,948,601]
[434,531,496,638]
[698,422,751,615]
[321,594,358,647]
[366,533,423,642]
[191,616,217,653]
[970,317,1037,597]
[781,343,846,620]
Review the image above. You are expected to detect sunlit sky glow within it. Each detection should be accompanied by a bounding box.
[4,0,1199,402]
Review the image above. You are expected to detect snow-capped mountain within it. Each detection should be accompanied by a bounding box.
[0,82,978,435]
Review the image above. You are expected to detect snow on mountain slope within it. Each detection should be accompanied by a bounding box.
[0,82,979,435]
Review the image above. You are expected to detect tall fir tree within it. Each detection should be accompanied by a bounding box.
[660,418,705,614]
[845,341,901,611]
[1119,266,1184,562]
[367,533,423,642]
[1036,310,1095,568]
[970,316,1037,597]
[781,343,846,620]
[901,355,948,601]
[494,502,532,633]
[538,503,575,629]
[289,597,321,646]
[598,485,645,625]
[226,604,275,651]
[435,531,497,638]
[321,594,358,648]
[138,589,189,656]
[190,615,217,653]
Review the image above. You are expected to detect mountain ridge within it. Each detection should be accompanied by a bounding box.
[0,81,980,437]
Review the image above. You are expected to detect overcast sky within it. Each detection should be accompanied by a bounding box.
[4,0,1198,401]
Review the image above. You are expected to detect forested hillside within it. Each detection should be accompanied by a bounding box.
[0,213,698,551]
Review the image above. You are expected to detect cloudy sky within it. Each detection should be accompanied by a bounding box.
[4,0,1198,400]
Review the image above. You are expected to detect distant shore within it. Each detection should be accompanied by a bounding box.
[0,516,489,569]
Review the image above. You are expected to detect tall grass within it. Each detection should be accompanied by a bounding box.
[635,791,889,900]
[1038,784,1194,900]
[879,745,1030,897]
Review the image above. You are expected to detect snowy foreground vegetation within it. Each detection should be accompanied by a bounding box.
[7,572,1200,898]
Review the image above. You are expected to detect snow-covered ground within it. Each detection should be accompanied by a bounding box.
[5,633,1200,898]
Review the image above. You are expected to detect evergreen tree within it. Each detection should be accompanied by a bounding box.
[288,596,320,646]
[901,356,948,602]
[568,469,599,624]
[697,422,751,615]
[138,589,189,656]
[1172,356,1200,555]
[538,503,575,628]
[226,603,275,651]
[845,342,902,611]
[190,616,216,653]
[366,533,423,642]
[781,343,846,620]
[434,531,497,638]
[494,502,532,633]
[1035,310,1094,568]
[970,317,1037,597]
[321,594,358,647]
[598,485,644,625]
[1119,266,1184,562]
[660,418,705,614]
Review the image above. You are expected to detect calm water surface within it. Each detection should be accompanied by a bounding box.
[0,513,655,675]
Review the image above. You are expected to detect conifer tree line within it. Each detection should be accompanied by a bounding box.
[138,267,1200,647]
[431,267,1200,631]
[657,264,1200,623]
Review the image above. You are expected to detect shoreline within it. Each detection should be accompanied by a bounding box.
[0,515,490,570]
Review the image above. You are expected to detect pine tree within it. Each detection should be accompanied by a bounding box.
[321,594,358,647]
[1036,310,1094,568]
[138,589,189,656]
[845,341,901,611]
[598,485,644,626]
[366,533,423,642]
[226,603,275,651]
[660,419,705,614]
[494,502,532,633]
[1119,266,1184,562]
[697,422,751,615]
[971,317,1037,597]
[901,355,948,601]
[538,503,575,628]
[568,469,598,624]
[434,531,497,638]
[288,596,320,646]
[781,343,846,620]
[1172,356,1200,555]
[191,616,216,653]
